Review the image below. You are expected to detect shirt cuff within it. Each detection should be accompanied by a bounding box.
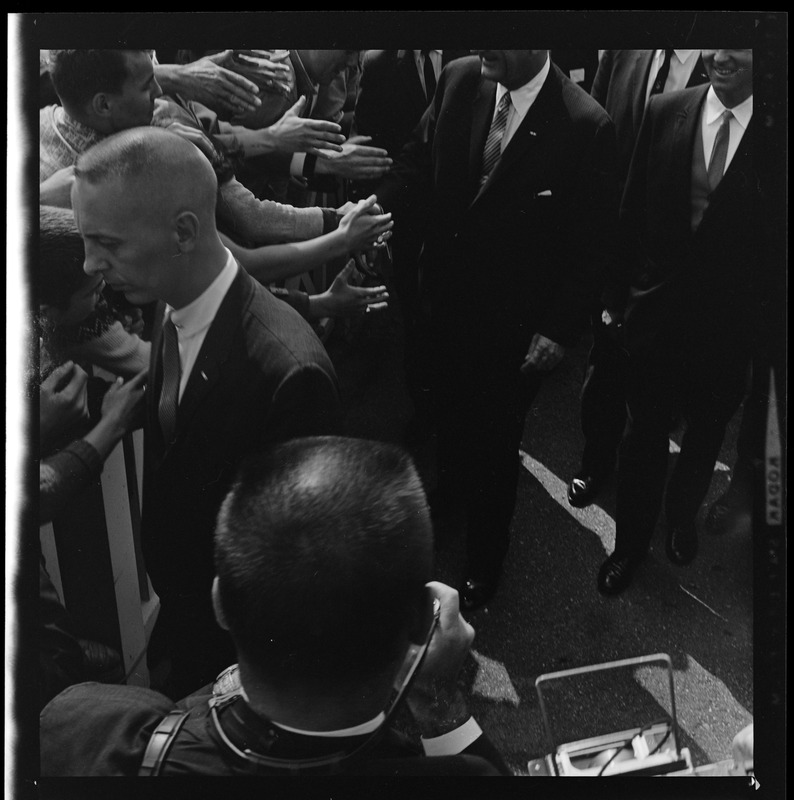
[420,717,482,756]
[290,152,307,177]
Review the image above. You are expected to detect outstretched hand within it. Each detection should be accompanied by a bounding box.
[156,50,263,116]
[315,135,392,180]
[268,96,345,156]
[309,259,389,320]
[99,370,148,436]
[337,194,394,254]
[328,259,389,315]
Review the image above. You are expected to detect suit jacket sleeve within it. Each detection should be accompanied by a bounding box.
[371,80,437,231]
[264,361,343,443]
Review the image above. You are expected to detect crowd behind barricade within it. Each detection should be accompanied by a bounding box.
[32,46,770,777]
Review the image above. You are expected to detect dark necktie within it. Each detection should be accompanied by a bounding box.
[707,110,733,192]
[158,316,181,444]
[480,91,512,184]
[649,48,674,96]
[421,50,436,101]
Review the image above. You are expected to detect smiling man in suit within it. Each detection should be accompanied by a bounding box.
[72,126,341,696]
[598,49,763,595]
[376,50,619,611]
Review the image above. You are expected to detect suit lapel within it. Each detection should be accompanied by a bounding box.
[174,265,252,438]
[148,301,167,451]
[670,85,710,232]
[687,54,710,88]
[632,50,654,132]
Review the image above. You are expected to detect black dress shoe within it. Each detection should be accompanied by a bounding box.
[666,521,698,566]
[567,472,607,508]
[459,579,497,612]
[597,554,638,596]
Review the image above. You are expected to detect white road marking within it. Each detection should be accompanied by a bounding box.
[519,449,615,554]
[470,649,521,706]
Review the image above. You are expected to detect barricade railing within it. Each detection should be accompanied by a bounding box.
[39,426,158,687]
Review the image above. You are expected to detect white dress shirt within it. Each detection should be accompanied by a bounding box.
[645,49,701,103]
[493,54,551,154]
[700,86,753,174]
[165,248,238,402]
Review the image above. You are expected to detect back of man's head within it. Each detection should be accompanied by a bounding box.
[214,436,434,691]
[74,126,218,224]
[49,49,139,109]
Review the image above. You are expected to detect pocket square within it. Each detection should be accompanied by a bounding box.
[536,190,553,197]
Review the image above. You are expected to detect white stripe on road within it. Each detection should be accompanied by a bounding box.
[470,649,520,706]
[519,449,615,555]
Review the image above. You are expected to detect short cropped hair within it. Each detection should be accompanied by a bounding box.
[74,126,219,217]
[38,205,89,309]
[48,50,145,109]
[214,436,434,688]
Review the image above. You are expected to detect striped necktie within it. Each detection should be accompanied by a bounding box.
[707,110,733,192]
[480,91,511,184]
[158,316,181,444]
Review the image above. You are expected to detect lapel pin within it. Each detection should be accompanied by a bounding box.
[201,371,208,381]
[529,131,537,136]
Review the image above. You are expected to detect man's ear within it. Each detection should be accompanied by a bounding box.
[174,211,200,255]
[212,576,230,631]
[90,92,113,119]
[408,584,436,646]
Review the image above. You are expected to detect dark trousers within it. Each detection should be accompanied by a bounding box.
[614,345,750,559]
[432,309,542,583]
[578,313,630,475]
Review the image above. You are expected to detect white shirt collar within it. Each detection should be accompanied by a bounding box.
[704,85,753,130]
[672,49,697,63]
[238,682,386,738]
[495,54,551,118]
[168,248,238,336]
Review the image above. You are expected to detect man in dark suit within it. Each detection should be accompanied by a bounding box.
[567,49,711,510]
[598,49,762,595]
[376,51,619,611]
[72,126,342,695]
[40,437,509,776]
[352,49,470,436]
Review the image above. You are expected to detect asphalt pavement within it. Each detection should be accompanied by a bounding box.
[325,289,753,778]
